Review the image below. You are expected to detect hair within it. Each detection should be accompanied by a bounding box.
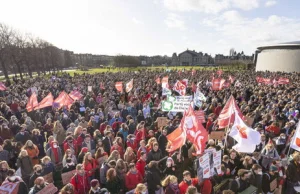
[242,156,252,168]
[183,171,191,177]
[107,150,120,162]
[83,152,93,166]
[7,169,15,177]
[106,168,116,181]
[134,183,147,194]
[185,186,197,194]
[146,137,157,147]
[33,164,42,171]
[60,183,75,194]
[74,126,83,137]
[76,164,84,171]
[0,161,9,169]
[34,177,45,185]
[128,163,135,169]
[237,169,249,177]
[22,140,34,150]
[116,159,127,171]
[95,147,105,159]
[32,129,41,135]
[63,149,72,160]
[252,164,262,171]
[108,160,116,167]
[222,190,235,194]
[292,152,300,162]
[161,175,178,187]
[41,156,51,164]
[19,150,28,158]
[93,129,101,138]
[223,155,229,161]
[140,151,146,157]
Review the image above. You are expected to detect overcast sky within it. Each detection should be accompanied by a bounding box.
[1,0,299,56]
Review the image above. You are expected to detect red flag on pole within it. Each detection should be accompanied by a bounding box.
[212,78,225,90]
[217,95,243,129]
[53,91,74,109]
[166,127,186,152]
[69,91,83,101]
[125,79,133,93]
[228,76,235,84]
[183,106,208,155]
[26,93,38,112]
[278,77,289,84]
[192,82,197,93]
[34,93,54,110]
[115,82,123,92]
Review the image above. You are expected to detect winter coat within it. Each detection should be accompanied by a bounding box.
[125,171,143,190]
[179,178,198,194]
[165,184,180,194]
[24,146,40,166]
[70,173,89,194]
[32,135,46,157]
[0,150,9,162]
[146,166,161,193]
[146,149,163,163]
[100,163,110,185]
[261,148,279,169]
[106,177,122,194]
[286,159,300,183]
[17,156,33,178]
[15,131,31,145]
[0,169,8,185]
[46,147,63,165]
[84,159,97,177]
[53,125,66,145]
[136,159,146,177]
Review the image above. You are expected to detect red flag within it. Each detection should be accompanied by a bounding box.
[212,78,225,90]
[181,79,188,87]
[54,91,74,109]
[278,77,289,84]
[115,82,123,92]
[222,82,230,88]
[217,95,243,129]
[228,76,235,84]
[217,70,223,77]
[272,79,278,87]
[262,78,271,85]
[69,90,83,101]
[26,93,38,112]
[173,80,186,96]
[34,93,54,110]
[0,82,7,91]
[155,77,161,85]
[166,127,186,152]
[192,82,197,93]
[194,110,206,123]
[256,77,263,83]
[183,106,208,155]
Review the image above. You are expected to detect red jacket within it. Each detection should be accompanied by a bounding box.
[134,130,144,148]
[179,178,198,194]
[84,159,97,177]
[200,179,212,194]
[137,147,147,159]
[127,140,137,151]
[63,141,78,155]
[99,123,107,135]
[125,171,143,190]
[136,159,146,177]
[111,145,124,159]
[266,125,280,135]
[70,173,89,194]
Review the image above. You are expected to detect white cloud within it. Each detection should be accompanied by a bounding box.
[164,13,186,30]
[202,12,300,52]
[163,0,261,14]
[265,0,277,7]
[132,17,143,25]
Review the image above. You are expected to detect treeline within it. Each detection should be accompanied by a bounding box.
[114,55,140,67]
[0,23,72,82]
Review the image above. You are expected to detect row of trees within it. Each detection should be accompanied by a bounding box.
[0,23,73,82]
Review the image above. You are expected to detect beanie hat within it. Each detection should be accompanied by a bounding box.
[91,179,99,188]
[270,165,278,172]
[81,147,89,153]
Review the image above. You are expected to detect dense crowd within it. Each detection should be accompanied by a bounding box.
[0,69,299,194]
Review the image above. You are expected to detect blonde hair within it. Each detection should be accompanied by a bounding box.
[32,129,41,135]
[74,126,83,137]
[19,150,28,157]
[0,161,9,169]
[161,175,177,187]
[41,156,51,164]
[134,183,147,194]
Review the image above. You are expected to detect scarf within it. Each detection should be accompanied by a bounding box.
[169,184,180,194]
[50,143,59,163]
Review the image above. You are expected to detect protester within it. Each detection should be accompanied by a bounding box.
[125,163,143,191]
[70,164,89,194]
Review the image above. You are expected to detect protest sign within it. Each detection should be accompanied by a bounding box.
[270,179,277,192]
[0,181,20,194]
[61,170,76,185]
[161,96,192,112]
[199,153,211,179]
[156,117,169,129]
[43,172,53,183]
[213,150,222,175]
[37,183,58,194]
[209,131,225,140]
[88,86,92,92]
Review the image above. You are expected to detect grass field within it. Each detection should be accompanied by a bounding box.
[0,64,247,80]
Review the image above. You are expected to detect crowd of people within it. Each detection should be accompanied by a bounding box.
[0,69,299,194]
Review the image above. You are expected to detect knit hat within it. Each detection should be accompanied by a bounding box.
[90,179,99,188]
[81,147,89,153]
[270,165,278,172]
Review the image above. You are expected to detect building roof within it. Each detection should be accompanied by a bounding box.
[178,50,199,57]
[257,41,300,50]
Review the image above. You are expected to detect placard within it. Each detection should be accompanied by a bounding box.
[213,150,222,175]
[199,153,210,179]
[162,96,192,112]
[195,110,206,123]
[156,117,168,129]
[0,181,20,194]
[88,86,92,92]
[36,183,58,194]
[79,107,86,112]
[270,179,277,191]
[209,131,225,140]
[61,170,76,185]
[43,172,53,183]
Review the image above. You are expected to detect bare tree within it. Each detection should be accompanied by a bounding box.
[0,23,14,82]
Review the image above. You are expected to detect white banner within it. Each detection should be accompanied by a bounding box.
[199,153,211,179]
[161,96,192,112]
[213,150,222,175]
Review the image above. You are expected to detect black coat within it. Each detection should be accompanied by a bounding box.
[158,135,168,153]
[229,178,249,193]
[287,159,300,183]
[248,170,262,193]
[146,166,161,193]
[102,137,111,155]
[147,149,163,163]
